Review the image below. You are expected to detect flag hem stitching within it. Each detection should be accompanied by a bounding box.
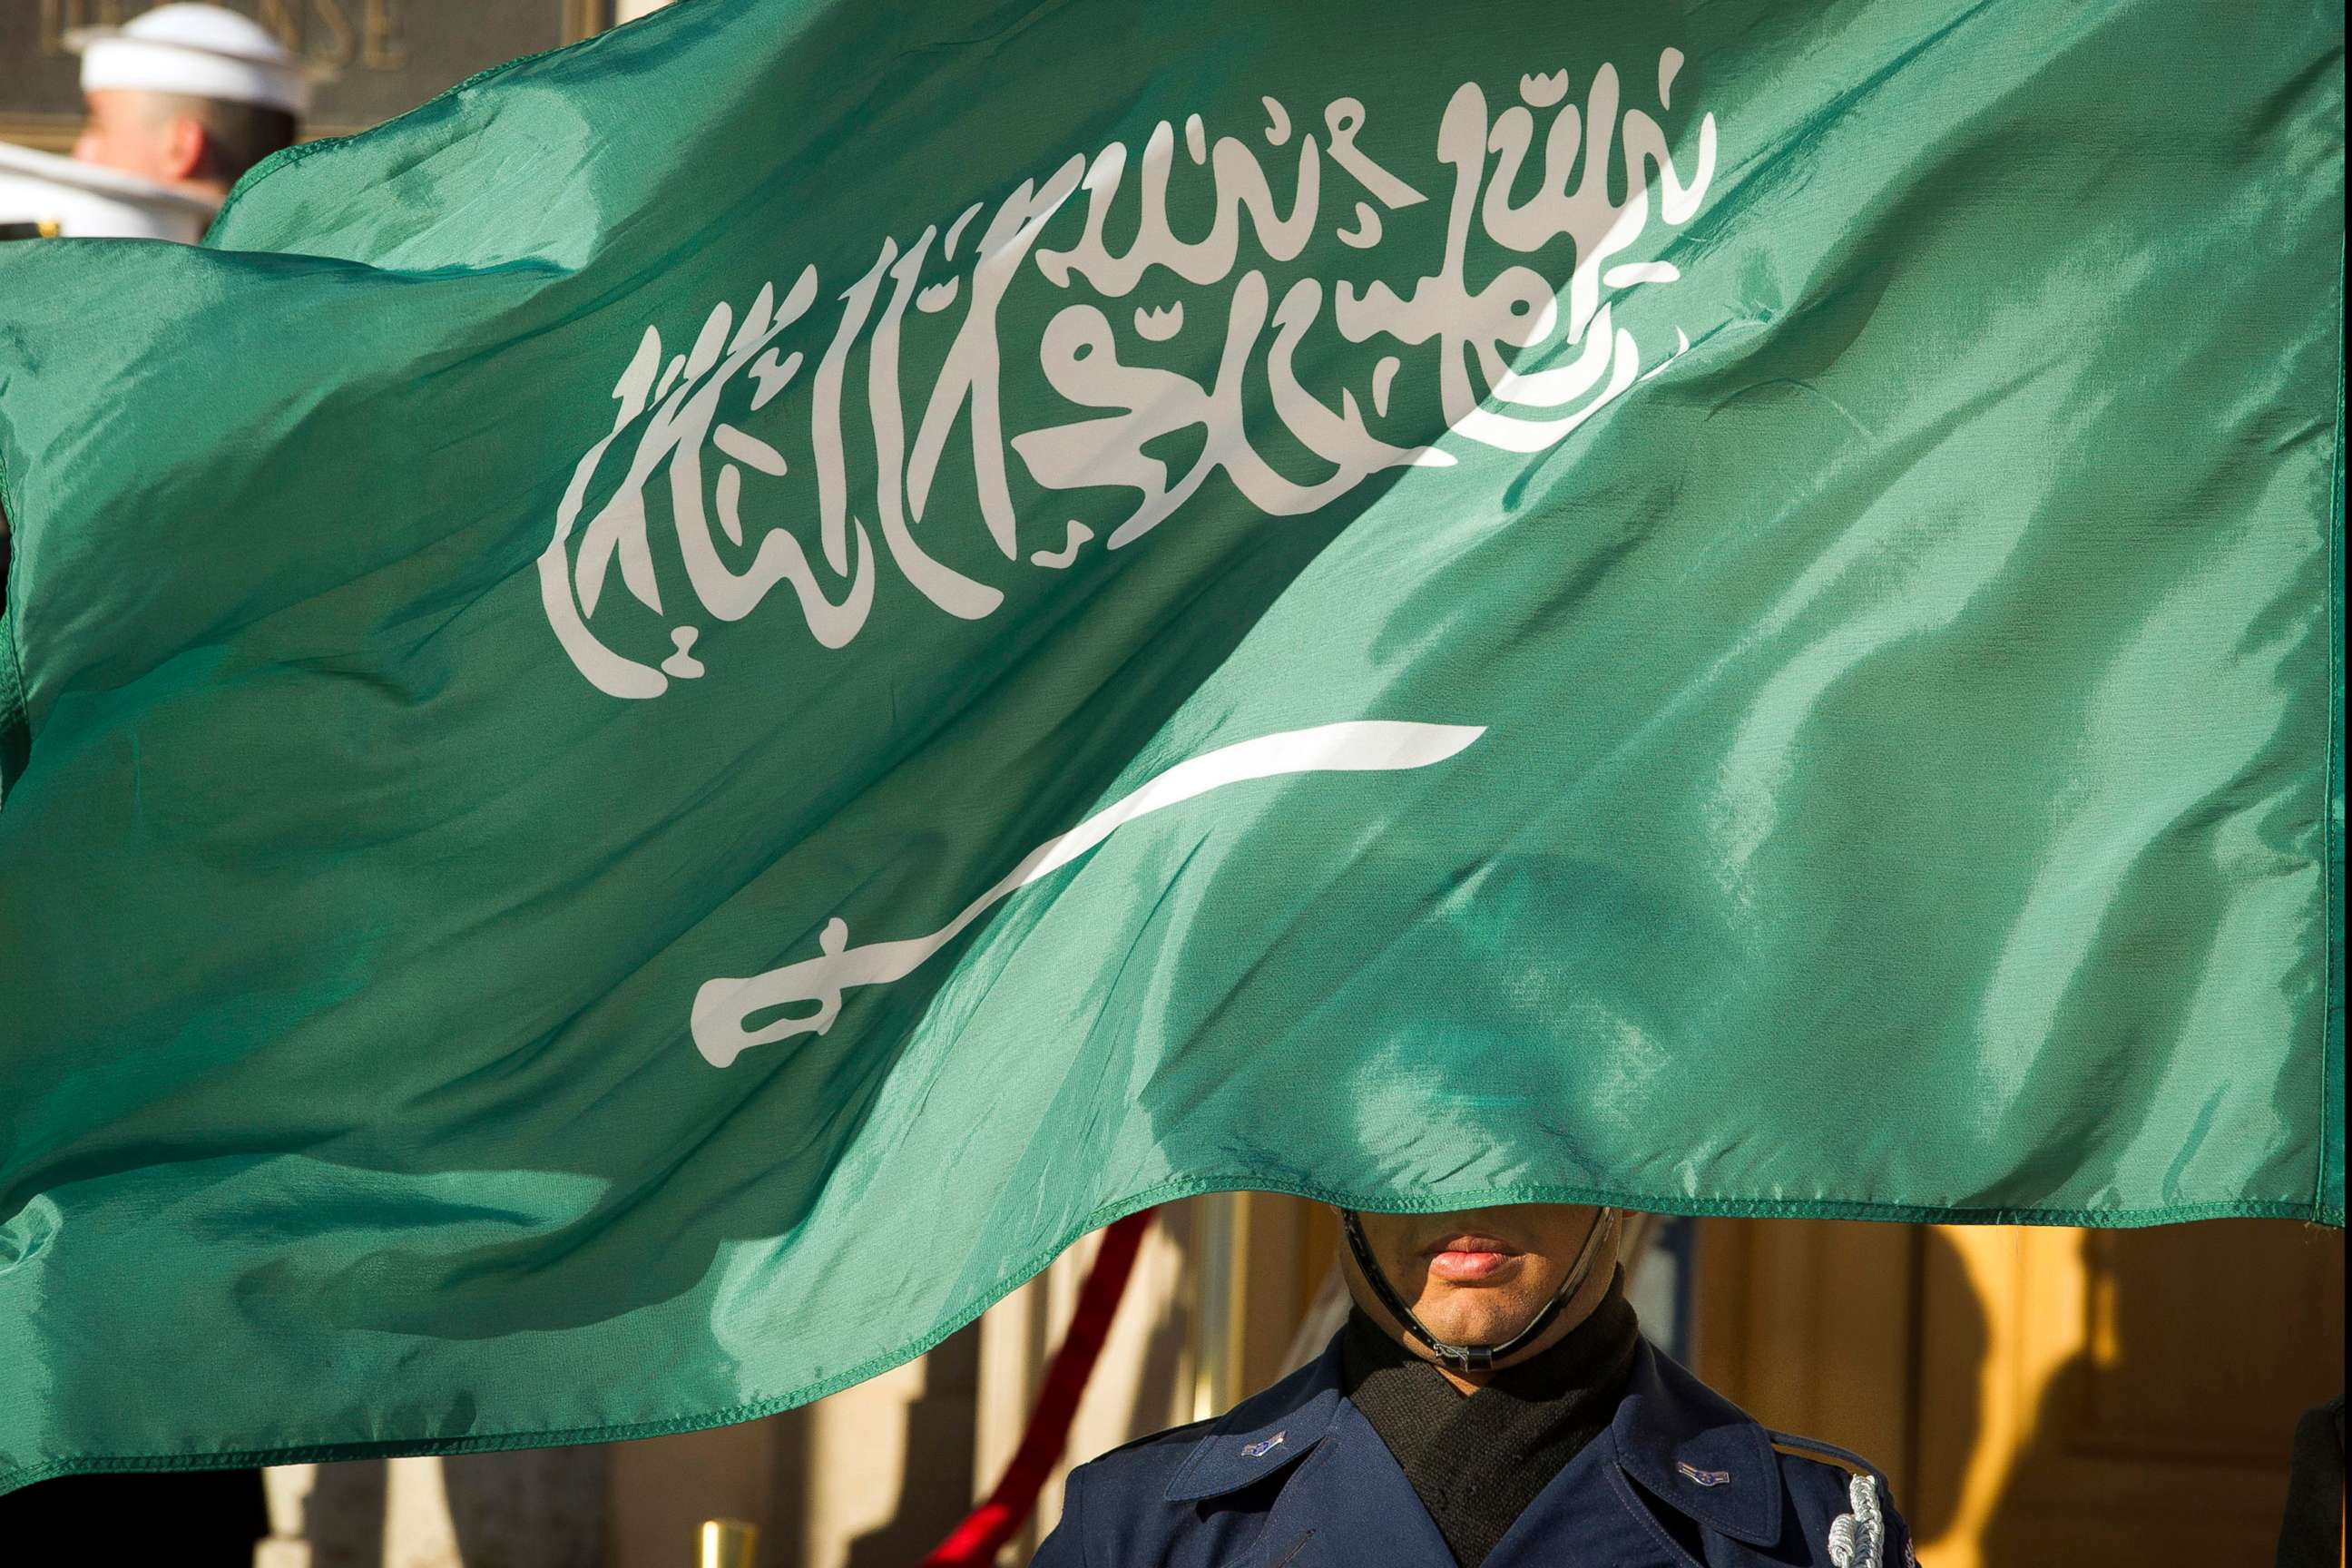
[2318,231,2346,1228]
[0,1178,2337,1497]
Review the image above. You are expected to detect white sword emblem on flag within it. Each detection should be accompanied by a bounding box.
[691,720,1485,1066]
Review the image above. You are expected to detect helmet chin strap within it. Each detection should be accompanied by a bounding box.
[1340,1207,1619,1376]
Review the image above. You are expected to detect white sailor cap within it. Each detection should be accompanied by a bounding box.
[66,5,311,118]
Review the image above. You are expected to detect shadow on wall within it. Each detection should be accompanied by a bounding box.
[295,1460,385,1568]
[445,1448,610,1566]
[1969,1224,2344,1568]
[839,1324,980,1568]
[1903,1229,1984,1557]
[282,1446,605,1567]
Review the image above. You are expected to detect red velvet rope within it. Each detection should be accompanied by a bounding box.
[920,1208,1157,1567]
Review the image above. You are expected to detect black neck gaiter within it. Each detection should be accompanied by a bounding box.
[1339,1267,1642,1568]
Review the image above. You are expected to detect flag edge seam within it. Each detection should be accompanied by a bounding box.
[0,1180,2337,1498]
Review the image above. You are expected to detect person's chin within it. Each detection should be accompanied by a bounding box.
[1421,1292,1542,1345]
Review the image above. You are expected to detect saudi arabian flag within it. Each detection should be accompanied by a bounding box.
[0,0,2340,1491]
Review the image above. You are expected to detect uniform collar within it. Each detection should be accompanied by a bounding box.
[1164,1328,1781,1550]
[1609,1338,1782,1546]
[1163,1331,1347,1502]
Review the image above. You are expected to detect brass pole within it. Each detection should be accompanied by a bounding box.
[697,1517,758,1568]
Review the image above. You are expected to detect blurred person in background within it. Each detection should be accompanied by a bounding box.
[68,3,307,205]
[0,2,308,249]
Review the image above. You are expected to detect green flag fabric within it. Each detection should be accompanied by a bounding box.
[0,0,2340,1491]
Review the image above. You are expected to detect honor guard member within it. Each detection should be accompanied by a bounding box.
[1034,1204,1914,1568]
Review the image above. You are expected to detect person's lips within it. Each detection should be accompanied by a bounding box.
[1422,1233,1523,1283]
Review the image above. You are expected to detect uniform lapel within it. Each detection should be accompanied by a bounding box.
[1475,1426,1683,1568]
[1161,1339,1346,1507]
[1467,1340,1788,1568]
[1249,1399,1460,1568]
[1613,1343,1779,1541]
[1161,1336,1456,1568]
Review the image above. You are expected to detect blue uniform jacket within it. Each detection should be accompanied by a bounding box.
[1034,1330,1912,1567]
